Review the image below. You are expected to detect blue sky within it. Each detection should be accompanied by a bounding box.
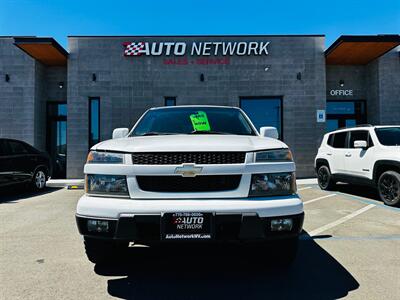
[1,0,399,49]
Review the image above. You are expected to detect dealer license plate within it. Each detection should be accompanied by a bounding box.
[161,212,213,240]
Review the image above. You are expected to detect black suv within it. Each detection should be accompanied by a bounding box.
[0,138,52,191]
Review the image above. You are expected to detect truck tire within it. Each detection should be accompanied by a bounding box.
[378,171,400,207]
[317,165,336,190]
[84,237,127,264]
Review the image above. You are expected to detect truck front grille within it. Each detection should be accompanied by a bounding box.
[136,175,242,192]
[131,152,246,165]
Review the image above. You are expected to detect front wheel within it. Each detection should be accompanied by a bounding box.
[317,165,336,190]
[378,171,400,207]
[32,169,47,191]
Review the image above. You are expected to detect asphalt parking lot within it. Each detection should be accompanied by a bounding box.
[1,184,399,300]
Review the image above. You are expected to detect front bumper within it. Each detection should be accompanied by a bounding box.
[77,194,303,218]
[76,194,304,242]
[76,212,304,242]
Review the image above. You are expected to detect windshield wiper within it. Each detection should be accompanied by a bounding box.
[139,132,176,136]
[189,130,229,135]
[139,131,231,136]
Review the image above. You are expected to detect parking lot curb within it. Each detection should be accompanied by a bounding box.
[297,178,317,185]
[47,179,84,188]
[67,185,84,190]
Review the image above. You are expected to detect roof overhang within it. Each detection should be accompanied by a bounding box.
[13,37,68,66]
[325,35,400,65]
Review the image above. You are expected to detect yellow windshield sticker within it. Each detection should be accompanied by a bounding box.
[190,111,211,131]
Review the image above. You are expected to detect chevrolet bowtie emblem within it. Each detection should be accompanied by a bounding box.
[174,163,203,177]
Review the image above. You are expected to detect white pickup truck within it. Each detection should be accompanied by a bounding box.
[76,106,304,264]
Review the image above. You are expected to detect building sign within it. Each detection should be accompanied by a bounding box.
[329,89,353,96]
[163,57,230,65]
[123,41,270,57]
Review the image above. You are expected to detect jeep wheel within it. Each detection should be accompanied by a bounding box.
[32,169,47,191]
[317,165,335,190]
[84,237,128,264]
[378,171,400,207]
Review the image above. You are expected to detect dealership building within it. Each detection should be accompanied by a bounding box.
[0,34,399,178]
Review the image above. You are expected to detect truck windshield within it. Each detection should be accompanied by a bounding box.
[131,107,256,136]
[375,127,400,146]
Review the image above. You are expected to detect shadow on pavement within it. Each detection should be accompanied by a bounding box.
[334,183,380,201]
[95,233,359,299]
[0,186,62,204]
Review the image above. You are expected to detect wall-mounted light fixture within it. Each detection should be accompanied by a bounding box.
[264,65,270,72]
[92,73,97,82]
[296,72,302,80]
[200,73,205,82]
[339,79,345,87]
[58,81,64,89]
[5,74,10,82]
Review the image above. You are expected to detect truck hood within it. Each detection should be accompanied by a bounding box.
[93,135,288,152]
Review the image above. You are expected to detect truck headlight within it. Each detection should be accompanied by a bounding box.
[255,149,293,162]
[86,174,129,196]
[249,172,296,197]
[86,151,124,164]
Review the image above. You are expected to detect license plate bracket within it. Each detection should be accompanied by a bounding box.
[161,212,213,240]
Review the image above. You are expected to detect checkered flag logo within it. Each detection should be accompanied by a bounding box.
[123,42,145,56]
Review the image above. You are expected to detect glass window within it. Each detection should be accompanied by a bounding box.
[57,121,67,155]
[48,103,67,118]
[345,119,356,127]
[349,130,369,148]
[89,98,100,148]
[58,104,67,117]
[375,127,400,146]
[327,119,339,132]
[332,132,347,148]
[240,98,282,139]
[8,140,28,154]
[47,102,67,179]
[326,101,366,132]
[165,97,176,106]
[131,107,256,136]
[327,134,334,147]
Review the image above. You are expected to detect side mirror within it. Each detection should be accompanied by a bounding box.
[354,140,368,149]
[112,128,129,139]
[260,126,279,139]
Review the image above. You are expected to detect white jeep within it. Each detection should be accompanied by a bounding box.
[315,125,400,206]
[76,106,303,264]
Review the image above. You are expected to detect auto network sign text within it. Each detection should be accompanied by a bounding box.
[123,41,270,57]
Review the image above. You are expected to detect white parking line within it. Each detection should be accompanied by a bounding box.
[303,193,336,204]
[308,204,376,236]
[298,186,312,191]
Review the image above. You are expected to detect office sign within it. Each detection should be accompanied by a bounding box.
[330,89,353,96]
[123,41,270,57]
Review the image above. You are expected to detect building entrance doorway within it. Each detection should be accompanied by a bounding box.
[326,100,366,132]
[47,103,67,178]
